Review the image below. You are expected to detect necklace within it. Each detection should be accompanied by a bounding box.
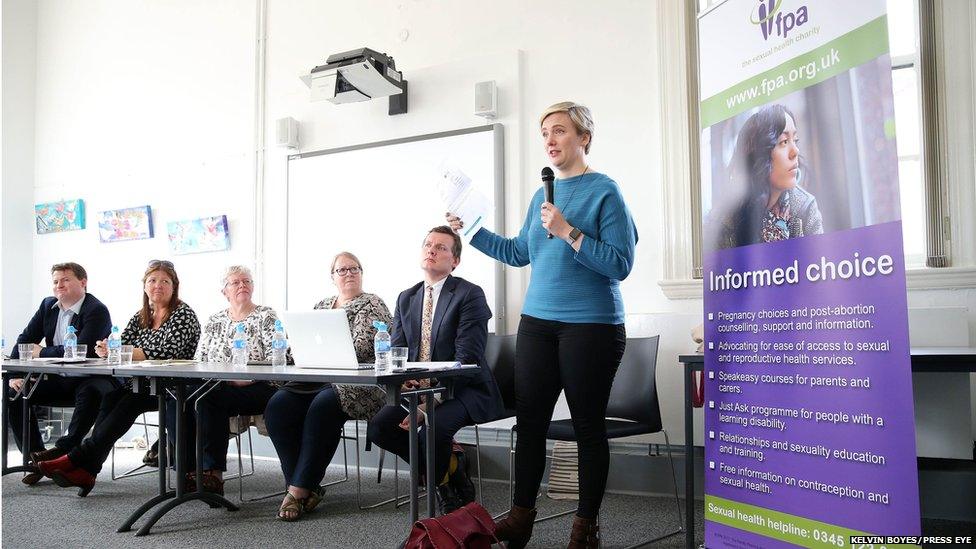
[558,165,589,213]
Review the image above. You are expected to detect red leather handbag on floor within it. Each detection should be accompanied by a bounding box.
[402,502,500,549]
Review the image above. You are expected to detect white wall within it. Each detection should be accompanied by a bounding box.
[3,0,974,446]
[1,0,38,349]
[29,0,257,323]
[259,0,666,325]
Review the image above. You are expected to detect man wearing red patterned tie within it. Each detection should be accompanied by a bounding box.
[366,226,503,515]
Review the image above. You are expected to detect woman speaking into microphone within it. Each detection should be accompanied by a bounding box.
[447,101,637,548]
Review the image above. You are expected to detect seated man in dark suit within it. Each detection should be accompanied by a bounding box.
[7,262,115,484]
[367,226,504,514]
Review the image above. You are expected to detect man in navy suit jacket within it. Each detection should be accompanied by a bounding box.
[367,226,503,514]
[6,262,115,483]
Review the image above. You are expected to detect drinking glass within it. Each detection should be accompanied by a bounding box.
[391,347,409,370]
[17,343,33,360]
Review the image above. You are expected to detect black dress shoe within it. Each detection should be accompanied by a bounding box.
[29,447,67,464]
[435,483,462,515]
[142,444,159,467]
[449,451,476,505]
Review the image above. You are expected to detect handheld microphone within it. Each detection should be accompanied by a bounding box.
[542,167,555,238]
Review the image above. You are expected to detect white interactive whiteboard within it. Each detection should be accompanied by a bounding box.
[286,125,505,333]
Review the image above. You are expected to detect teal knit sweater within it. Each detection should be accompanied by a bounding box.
[470,172,637,324]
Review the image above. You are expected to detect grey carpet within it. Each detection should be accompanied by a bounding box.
[2,449,703,548]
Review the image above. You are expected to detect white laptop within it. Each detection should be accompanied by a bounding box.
[278,310,370,370]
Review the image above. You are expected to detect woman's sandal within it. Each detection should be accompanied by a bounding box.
[184,471,225,495]
[303,486,326,513]
[277,492,306,522]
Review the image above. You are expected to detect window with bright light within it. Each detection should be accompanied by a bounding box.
[887,0,926,267]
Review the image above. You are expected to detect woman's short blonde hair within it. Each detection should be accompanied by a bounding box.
[221,265,253,288]
[330,251,363,273]
[539,101,595,154]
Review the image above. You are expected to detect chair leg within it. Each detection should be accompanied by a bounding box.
[236,431,245,502]
[663,431,685,530]
[355,421,411,510]
[621,432,684,548]
[229,420,283,503]
[111,413,159,481]
[533,447,577,524]
[322,424,350,488]
[474,424,484,505]
[494,426,517,520]
[376,447,384,483]
[245,423,255,476]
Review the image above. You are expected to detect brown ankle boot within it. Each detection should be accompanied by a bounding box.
[567,515,600,548]
[493,505,536,549]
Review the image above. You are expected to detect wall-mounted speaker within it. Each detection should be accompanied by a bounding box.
[474,80,497,119]
[276,117,300,149]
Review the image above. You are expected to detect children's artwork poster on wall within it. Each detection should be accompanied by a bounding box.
[35,199,86,234]
[97,205,154,243]
[166,215,230,255]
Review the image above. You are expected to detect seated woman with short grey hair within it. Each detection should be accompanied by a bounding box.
[166,264,289,494]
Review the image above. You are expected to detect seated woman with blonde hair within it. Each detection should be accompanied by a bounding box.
[264,251,392,521]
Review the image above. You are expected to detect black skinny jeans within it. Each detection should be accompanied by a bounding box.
[512,315,625,519]
[264,387,350,490]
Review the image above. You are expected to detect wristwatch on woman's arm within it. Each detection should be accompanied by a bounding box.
[564,226,582,245]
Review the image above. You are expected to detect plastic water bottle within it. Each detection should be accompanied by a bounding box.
[271,319,288,368]
[107,326,122,364]
[64,325,78,359]
[231,322,248,367]
[373,321,391,372]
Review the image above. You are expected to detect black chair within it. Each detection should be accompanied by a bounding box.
[508,335,683,547]
[364,334,518,510]
[455,333,517,506]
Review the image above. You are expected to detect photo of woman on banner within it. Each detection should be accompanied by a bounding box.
[702,56,904,254]
[708,104,824,250]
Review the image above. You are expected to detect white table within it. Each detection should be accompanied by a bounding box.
[2,359,478,536]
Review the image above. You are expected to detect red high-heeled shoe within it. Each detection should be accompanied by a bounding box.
[50,466,95,497]
[36,454,74,478]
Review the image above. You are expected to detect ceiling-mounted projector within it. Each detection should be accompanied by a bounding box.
[301,48,408,115]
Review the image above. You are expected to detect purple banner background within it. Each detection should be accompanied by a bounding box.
[704,221,920,545]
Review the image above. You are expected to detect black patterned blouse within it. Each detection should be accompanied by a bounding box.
[120,302,200,360]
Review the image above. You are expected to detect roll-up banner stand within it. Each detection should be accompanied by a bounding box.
[698,1,920,547]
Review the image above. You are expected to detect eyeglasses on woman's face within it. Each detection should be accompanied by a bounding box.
[333,266,362,277]
[225,278,254,289]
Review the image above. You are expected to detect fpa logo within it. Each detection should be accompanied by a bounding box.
[751,0,809,40]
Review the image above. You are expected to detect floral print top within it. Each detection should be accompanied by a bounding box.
[761,190,792,243]
[195,305,287,363]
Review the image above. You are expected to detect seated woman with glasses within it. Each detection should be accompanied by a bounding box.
[166,264,289,495]
[264,252,392,521]
[35,260,200,496]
